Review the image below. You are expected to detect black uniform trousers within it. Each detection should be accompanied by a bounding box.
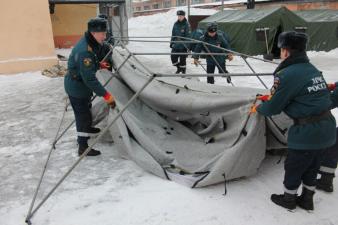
[283,148,326,193]
[320,127,338,174]
[171,48,187,73]
[68,96,93,148]
[206,63,227,84]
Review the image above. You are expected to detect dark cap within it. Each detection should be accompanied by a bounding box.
[278,31,308,52]
[177,10,185,16]
[88,18,107,32]
[207,22,217,33]
[98,14,108,20]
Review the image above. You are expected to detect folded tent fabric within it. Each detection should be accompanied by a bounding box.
[95,51,291,187]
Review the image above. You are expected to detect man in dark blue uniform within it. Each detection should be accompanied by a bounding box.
[64,18,116,156]
[192,22,233,84]
[170,10,191,74]
[252,31,336,211]
[317,82,338,192]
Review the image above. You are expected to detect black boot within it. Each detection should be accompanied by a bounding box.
[271,192,296,210]
[207,76,215,84]
[78,145,101,156]
[175,66,180,74]
[181,67,186,74]
[297,187,315,211]
[317,173,334,192]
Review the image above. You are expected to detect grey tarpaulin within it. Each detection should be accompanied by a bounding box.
[96,50,291,188]
[91,99,110,126]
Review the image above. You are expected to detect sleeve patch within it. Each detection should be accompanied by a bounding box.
[271,77,280,95]
[274,77,280,85]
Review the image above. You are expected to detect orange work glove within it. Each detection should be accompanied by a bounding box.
[257,94,272,102]
[100,61,111,70]
[227,54,234,61]
[250,104,258,114]
[327,83,336,91]
[103,92,116,109]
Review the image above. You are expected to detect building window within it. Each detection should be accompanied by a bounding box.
[192,0,204,4]
[136,7,141,11]
[144,5,150,10]
[153,4,159,9]
[177,0,186,6]
[164,1,171,8]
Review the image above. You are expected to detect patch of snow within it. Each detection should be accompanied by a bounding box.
[0,56,57,64]
[1,7,338,225]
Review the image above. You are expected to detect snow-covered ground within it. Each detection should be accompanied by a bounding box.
[1,8,338,225]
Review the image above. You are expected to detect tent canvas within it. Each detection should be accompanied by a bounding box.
[295,9,338,52]
[95,50,292,188]
[198,7,307,56]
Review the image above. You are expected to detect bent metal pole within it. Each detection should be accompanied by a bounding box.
[114,36,279,65]
[156,73,273,77]
[25,74,156,224]
[25,44,129,223]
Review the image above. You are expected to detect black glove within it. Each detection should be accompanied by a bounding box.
[170,43,174,48]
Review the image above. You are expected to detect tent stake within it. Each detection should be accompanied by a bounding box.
[222,173,227,196]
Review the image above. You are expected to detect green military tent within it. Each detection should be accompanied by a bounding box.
[198,7,307,57]
[295,9,338,52]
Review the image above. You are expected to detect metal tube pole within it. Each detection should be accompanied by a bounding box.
[264,28,269,55]
[177,36,278,64]
[126,40,198,43]
[25,49,128,222]
[180,39,209,74]
[241,56,268,89]
[156,73,273,77]
[115,35,278,64]
[131,52,237,56]
[202,43,234,86]
[26,74,156,224]
[25,99,68,223]
[188,0,190,21]
[115,41,156,77]
[52,53,130,146]
[115,36,172,39]
[195,60,208,73]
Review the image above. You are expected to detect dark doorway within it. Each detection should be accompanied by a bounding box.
[271,25,282,58]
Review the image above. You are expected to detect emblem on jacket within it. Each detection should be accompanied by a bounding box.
[83,58,92,67]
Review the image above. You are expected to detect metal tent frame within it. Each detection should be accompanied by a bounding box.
[25,37,279,224]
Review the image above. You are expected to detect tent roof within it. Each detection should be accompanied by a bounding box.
[295,9,338,22]
[201,7,299,23]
